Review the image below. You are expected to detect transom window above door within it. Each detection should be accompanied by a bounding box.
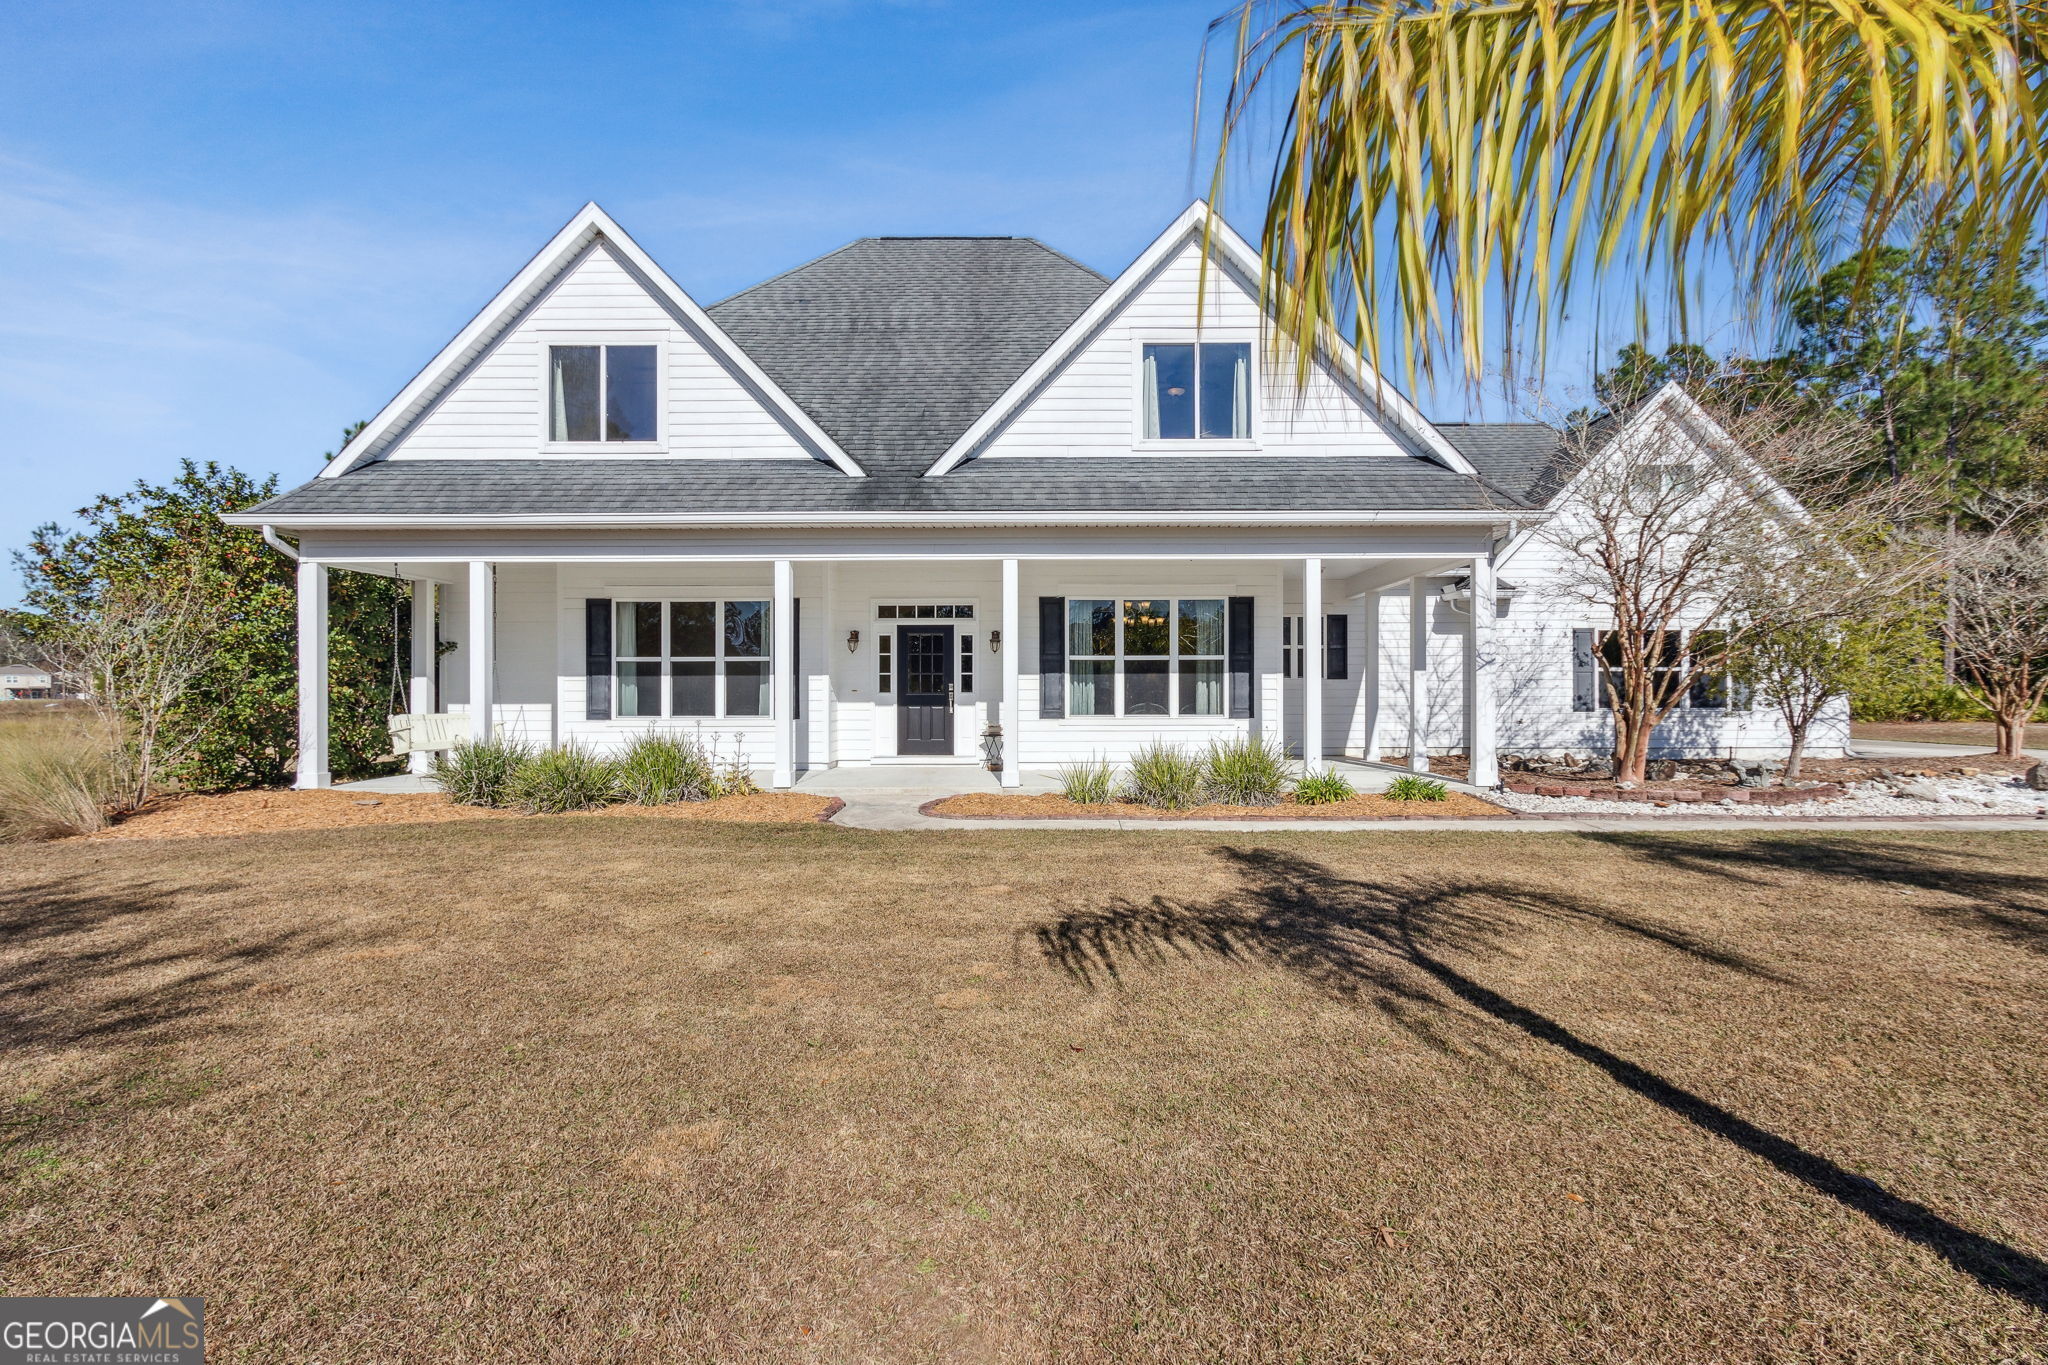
[1141,342,1252,441]
[549,344,658,443]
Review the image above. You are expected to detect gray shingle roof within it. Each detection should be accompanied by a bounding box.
[239,456,1521,520]
[1436,424,1576,506]
[706,237,1109,482]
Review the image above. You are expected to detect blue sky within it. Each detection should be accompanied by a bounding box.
[0,0,1743,606]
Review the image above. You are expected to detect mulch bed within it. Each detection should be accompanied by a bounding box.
[86,789,842,840]
[922,791,1512,821]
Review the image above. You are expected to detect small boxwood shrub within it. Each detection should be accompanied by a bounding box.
[1056,756,1117,804]
[1123,741,1204,810]
[1292,770,1357,805]
[505,745,620,814]
[614,732,717,805]
[1201,735,1290,806]
[435,737,532,808]
[1384,774,1450,802]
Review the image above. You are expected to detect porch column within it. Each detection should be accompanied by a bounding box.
[1465,554,1499,787]
[294,560,330,790]
[1000,557,1021,787]
[467,560,494,745]
[1362,591,1382,762]
[408,579,437,775]
[1407,576,1430,773]
[772,557,794,789]
[1302,557,1324,772]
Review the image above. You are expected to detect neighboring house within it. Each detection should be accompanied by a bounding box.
[0,664,55,701]
[224,201,1838,790]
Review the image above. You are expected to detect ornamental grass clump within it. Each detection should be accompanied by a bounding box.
[613,732,717,805]
[505,744,620,814]
[1384,775,1450,802]
[1056,756,1117,804]
[0,721,119,840]
[1292,770,1357,805]
[1200,735,1290,806]
[435,737,532,808]
[1123,741,1204,810]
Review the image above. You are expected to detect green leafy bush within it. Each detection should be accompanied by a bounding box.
[1200,735,1290,806]
[505,745,620,814]
[1384,775,1450,802]
[1123,741,1204,810]
[1056,756,1117,804]
[435,737,532,808]
[1292,770,1357,805]
[0,720,118,840]
[614,732,717,804]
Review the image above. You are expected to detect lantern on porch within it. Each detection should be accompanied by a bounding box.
[980,723,1003,772]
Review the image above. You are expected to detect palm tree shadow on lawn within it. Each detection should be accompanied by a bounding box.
[1029,845,2048,1315]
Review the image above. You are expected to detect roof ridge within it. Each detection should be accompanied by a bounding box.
[1016,236,1112,285]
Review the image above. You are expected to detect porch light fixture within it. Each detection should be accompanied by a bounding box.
[988,630,1002,653]
[846,629,860,653]
[1437,577,1519,610]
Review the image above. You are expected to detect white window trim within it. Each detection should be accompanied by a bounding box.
[1066,596,1229,719]
[537,333,669,453]
[868,601,982,698]
[1130,333,1261,450]
[612,595,771,721]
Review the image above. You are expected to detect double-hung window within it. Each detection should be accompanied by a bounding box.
[1141,341,1252,440]
[549,344,658,443]
[1068,598,1226,717]
[614,599,769,719]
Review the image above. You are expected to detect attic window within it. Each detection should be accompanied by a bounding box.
[1142,342,1251,441]
[550,344,657,442]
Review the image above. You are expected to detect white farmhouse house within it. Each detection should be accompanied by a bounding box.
[224,202,1839,790]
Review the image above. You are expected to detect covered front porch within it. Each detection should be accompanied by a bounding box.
[287,528,1513,792]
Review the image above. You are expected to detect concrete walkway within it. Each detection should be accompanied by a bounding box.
[1849,738,2047,760]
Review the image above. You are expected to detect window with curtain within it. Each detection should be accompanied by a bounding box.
[1067,597,1227,717]
[612,598,769,718]
[1141,342,1251,441]
[550,344,658,442]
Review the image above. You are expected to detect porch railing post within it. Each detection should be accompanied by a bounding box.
[408,578,437,775]
[1407,576,1431,773]
[294,559,330,790]
[467,560,494,746]
[772,558,794,789]
[1465,553,1499,787]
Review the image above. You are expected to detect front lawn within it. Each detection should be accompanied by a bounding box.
[2,824,2043,1360]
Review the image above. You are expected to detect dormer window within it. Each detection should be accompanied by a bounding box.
[1142,341,1252,441]
[549,344,657,442]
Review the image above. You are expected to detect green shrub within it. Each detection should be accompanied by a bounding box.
[435,737,532,807]
[1123,741,1204,810]
[1850,680,1994,723]
[1056,756,1117,804]
[505,745,620,814]
[1384,775,1450,802]
[1200,735,1290,806]
[0,722,118,839]
[613,732,717,804]
[1292,770,1357,805]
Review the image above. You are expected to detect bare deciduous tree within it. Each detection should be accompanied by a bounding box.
[47,579,224,811]
[1944,514,2048,758]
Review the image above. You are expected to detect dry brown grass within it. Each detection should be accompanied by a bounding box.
[1,823,2044,1361]
[1852,720,2039,751]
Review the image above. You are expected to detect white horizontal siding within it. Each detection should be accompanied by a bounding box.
[974,240,1418,460]
[382,241,815,462]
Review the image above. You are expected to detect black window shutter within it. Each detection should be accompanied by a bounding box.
[1038,597,1066,718]
[1571,628,1598,712]
[1324,613,1348,680]
[585,598,612,720]
[1228,596,1255,718]
[792,598,802,720]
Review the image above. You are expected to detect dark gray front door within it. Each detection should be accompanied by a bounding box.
[896,625,955,755]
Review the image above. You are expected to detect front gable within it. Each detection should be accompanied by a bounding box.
[322,204,862,479]
[924,204,1478,476]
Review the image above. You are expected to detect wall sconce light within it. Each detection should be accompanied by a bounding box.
[988,630,1002,653]
[845,629,860,653]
